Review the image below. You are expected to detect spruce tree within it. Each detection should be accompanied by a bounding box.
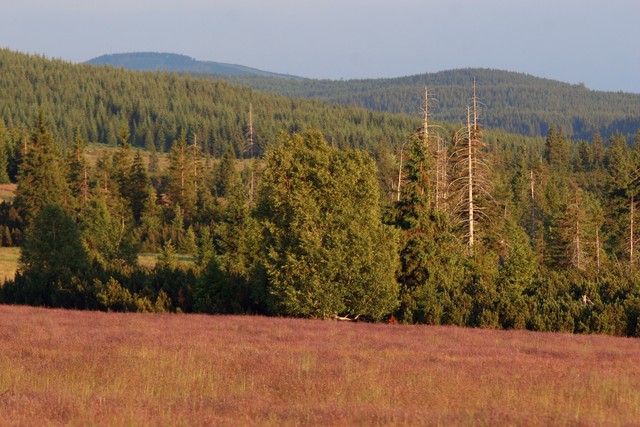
[66,128,90,208]
[79,194,137,271]
[214,146,238,198]
[544,125,571,172]
[15,112,71,224]
[167,130,197,218]
[111,126,133,199]
[392,133,467,324]
[128,151,151,224]
[0,119,11,184]
[604,133,633,262]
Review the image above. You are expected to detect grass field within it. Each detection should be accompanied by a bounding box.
[0,184,16,203]
[137,253,198,269]
[0,247,20,282]
[0,248,197,280]
[1,305,639,425]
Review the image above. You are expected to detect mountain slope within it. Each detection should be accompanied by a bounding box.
[87,52,301,79]
[0,49,416,158]
[87,52,640,140]
[224,69,640,140]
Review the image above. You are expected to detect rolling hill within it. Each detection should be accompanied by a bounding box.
[88,52,640,140]
[0,48,417,158]
[87,52,301,79]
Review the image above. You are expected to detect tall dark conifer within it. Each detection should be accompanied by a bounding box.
[544,125,571,171]
[167,131,197,218]
[128,151,151,224]
[66,128,90,209]
[15,112,70,224]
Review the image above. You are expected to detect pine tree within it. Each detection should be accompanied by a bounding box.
[15,112,71,224]
[137,188,162,252]
[78,194,137,271]
[111,126,133,199]
[604,133,633,262]
[0,119,11,184]
[544,125,571,171]
[19,205,89,308]
[392,132,466,324]
[167,131,197,218]
[95,150,113,196]
[128,151,151,224]
[591,131,605,171]
[66,128,90,208]
[214,146,238,198]
[169,203,185,252]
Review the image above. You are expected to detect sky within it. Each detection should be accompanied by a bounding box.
[1,0,639,93]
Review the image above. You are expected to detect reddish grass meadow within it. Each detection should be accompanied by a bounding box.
[1,305,639,426]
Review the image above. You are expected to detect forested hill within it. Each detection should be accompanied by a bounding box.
[217,69,640,141]
[87,52,301,79]
[0,49,417,156]
[87,52,640,140]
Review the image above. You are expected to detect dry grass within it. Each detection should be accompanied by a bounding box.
[1,305,639,426]
[0,184,16,203]
[0,249,196,279]
[0,247,20,282]
[137,253,197,269]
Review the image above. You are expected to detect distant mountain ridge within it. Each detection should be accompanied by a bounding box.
[87,52,302,79]
[87,52,640,140]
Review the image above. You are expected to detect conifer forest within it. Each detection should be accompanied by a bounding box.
[3,49,640,336]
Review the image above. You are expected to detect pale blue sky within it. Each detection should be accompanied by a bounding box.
[2,0,639,92]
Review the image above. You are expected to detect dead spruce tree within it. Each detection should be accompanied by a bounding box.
[448,82,493,256]
[397,87,449,211]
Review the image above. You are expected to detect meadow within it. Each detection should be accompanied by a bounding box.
[0,247,196,279]
[0,247,19,282]
[1,305,639,425]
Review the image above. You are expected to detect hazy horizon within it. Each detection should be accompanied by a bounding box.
[1,0,639,93]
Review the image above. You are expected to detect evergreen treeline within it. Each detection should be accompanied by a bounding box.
[2,105,640,336]
[0,49,416,157]
[86,52,640,141]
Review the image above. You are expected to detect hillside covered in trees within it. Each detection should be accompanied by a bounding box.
[88,52,640,140]
[0,49,417,158]
[2,49,640,337]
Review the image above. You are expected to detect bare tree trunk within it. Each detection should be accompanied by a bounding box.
[422,87,430,202]
[82,164,89,206]
[397,145,404,202]
[596,227,601,274]
[248,103,255,202]
[530,170,535,245]
[575,219,582,270]
[631,195,635,265]
[180,145,185,199]
[436,137,446,210]
[467,107,474,253]
[193,133,199,192]
[423,87,429,145]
